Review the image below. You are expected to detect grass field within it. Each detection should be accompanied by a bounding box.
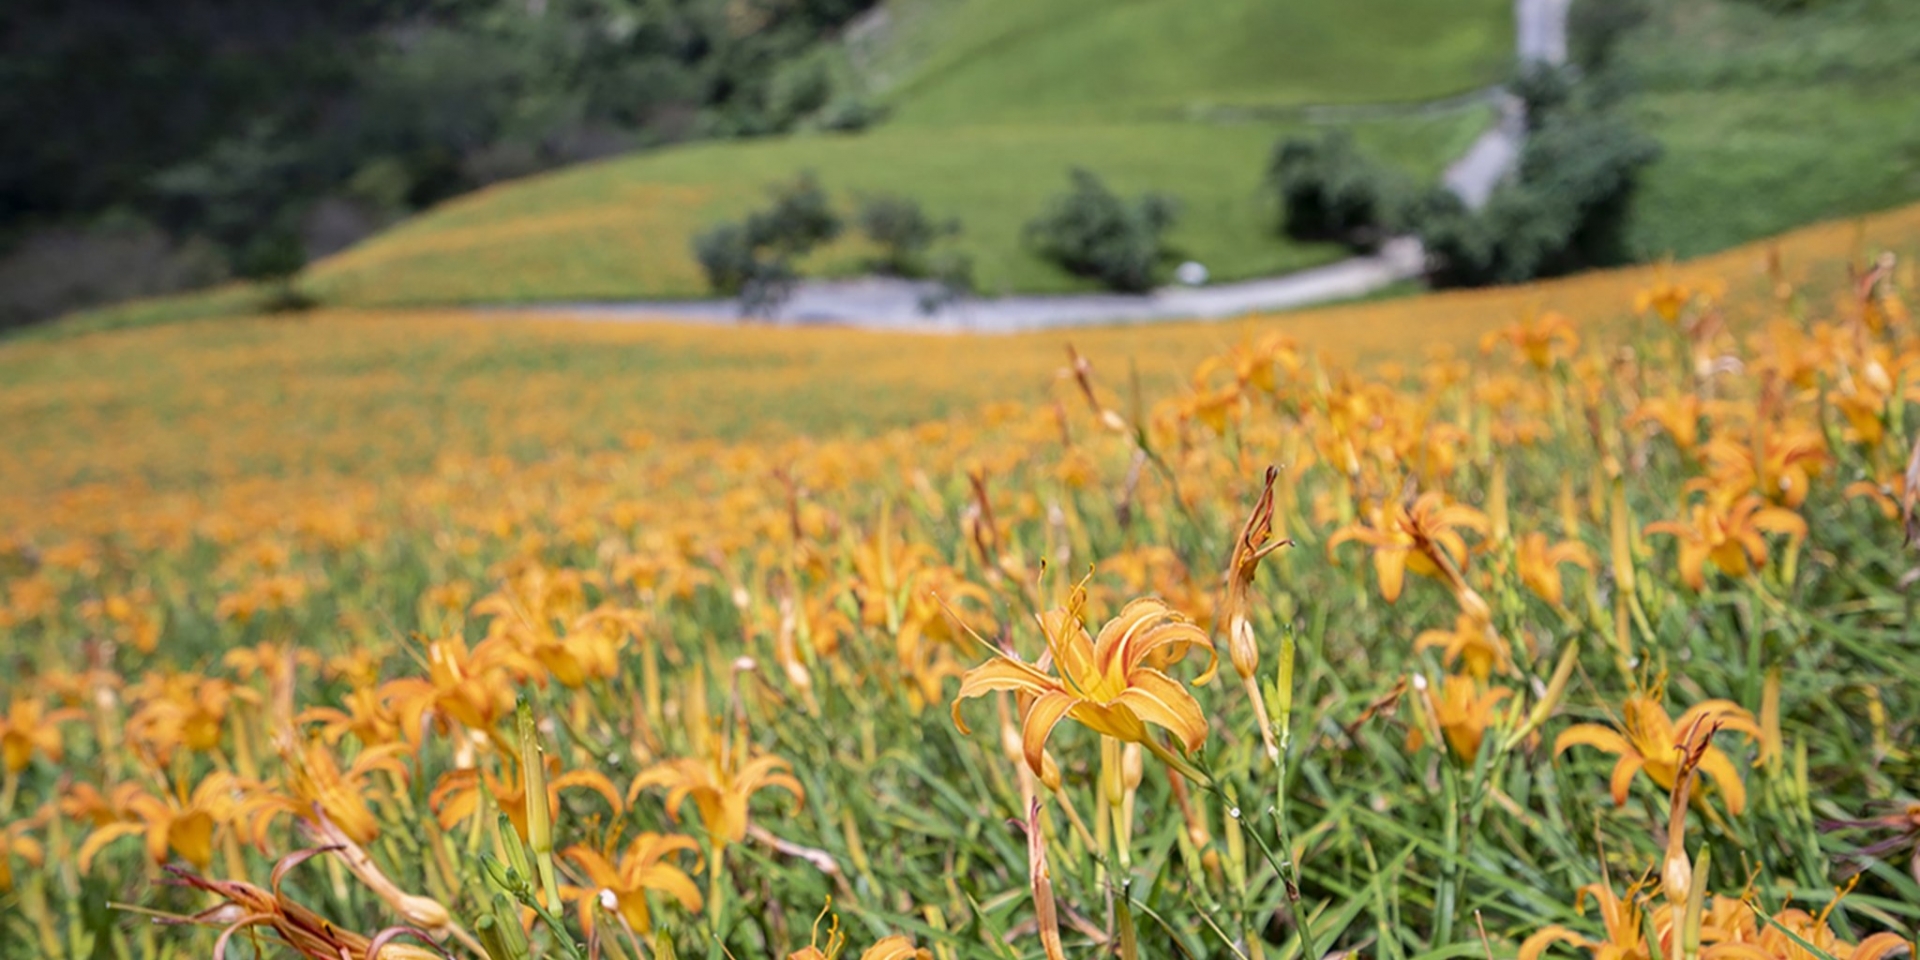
[1620,0,1920,259]
[865,0,1513,125]
[15,199,1920,513]
[3,194,1918,958]
[308,112,1492,305]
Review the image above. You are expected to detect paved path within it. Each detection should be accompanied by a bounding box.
[506,0,1565,333]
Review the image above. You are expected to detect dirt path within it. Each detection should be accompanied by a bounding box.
[504,0,1566,332]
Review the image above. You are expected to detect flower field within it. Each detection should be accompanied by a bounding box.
[3,204,1920,960]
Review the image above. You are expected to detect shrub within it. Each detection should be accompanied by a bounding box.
[691,172,844,316]
[1568,0,1650,71]
[1267,131,1411,249]
[855,194,957,277]
[744,172,842,255]
[692,222,760,296]
[1024,168,1179,293]
[1418,109,1660,287]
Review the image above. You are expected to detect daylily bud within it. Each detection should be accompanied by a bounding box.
[1121,742,1144,793]
[517,700,562,910]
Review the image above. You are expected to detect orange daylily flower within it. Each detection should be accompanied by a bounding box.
[629,746,804,850]
[1519,881,1650,960]
[253,740,412,846]
[1330,492,1488,603]
[1411,673,1512,763]
[380,635,518,746]
[559,833,702,935]
[1628,395,1703,456]
[78,772,242,871]
[1554,694,1762,814]
[1,697,84,773]
[1,817,45,893]
[1644,496,1806,591]
[1516,533,1594,608]
[1483,311,1580,371]
[951,588,1214,778]
[1415,613,1512,681]
[431,754,622,841]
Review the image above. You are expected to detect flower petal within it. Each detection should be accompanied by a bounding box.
[1021,691,1077,778]
[1113,669,1209,754]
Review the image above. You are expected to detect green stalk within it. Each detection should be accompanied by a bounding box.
[517,700,563,915]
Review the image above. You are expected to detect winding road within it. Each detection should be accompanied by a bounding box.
[511,0,1568,333]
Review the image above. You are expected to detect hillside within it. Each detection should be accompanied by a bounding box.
[305,0,1515,306]
[1617,0,1920,259]
[865,0,1513,124]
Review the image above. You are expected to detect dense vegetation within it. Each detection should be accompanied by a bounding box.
[0,0,882,328]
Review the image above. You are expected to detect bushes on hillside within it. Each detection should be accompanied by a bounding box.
[1420,82,1659,287]
[855,193,959,277]
[1024,168,1179,293]
[1264,63,1660,289]
[692,172,842,315]
[1267,131,1412,250]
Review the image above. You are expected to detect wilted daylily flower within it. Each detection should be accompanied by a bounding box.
[1555,694,1762,814]
[951,586,1214,778]
[1222,466,1289,759]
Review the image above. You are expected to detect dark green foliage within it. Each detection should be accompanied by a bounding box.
[692,223,760,296]
[1024,168,1179,293]
[693,173,843,315]
[856,194,959,277]
[1568,0,1650,71]
[744,173,844,255]
[1419,107,1660,287]
[1267,131,1412,250]
[1509,64,1579,133]
[0,0,880,326]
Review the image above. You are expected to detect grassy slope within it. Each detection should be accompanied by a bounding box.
[1621,0,1920,259]
[304,0,1514,306]
[15,197,1920,504]
[305,114,1490,305]
[874,0,1512,124]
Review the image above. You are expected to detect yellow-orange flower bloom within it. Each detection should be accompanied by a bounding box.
[1330,493,1488,603]
[1519,882,1649,960]
[1,817,44,893]
[951,590,1214,777]
[1555,694,1762,814]
[1516,533,1594,608]
[1,697,83,773]
[558,833,702,935]
[1415,614,1512,681]
[1412,674,1512,763]
[78,773,241,871]
[629,747,804,850]
[1644,496,1806,591]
